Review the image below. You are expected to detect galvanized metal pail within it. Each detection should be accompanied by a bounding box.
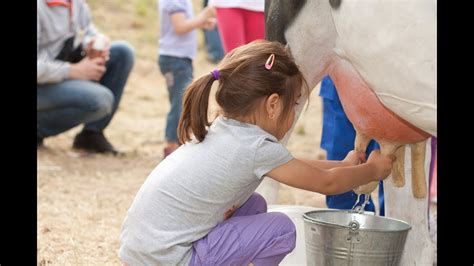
[303,210,411,266]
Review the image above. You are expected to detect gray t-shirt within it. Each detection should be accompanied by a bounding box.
[119,116,293,265]
[158,0,197,60]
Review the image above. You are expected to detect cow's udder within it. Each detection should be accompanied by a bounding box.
[328,59,430,144]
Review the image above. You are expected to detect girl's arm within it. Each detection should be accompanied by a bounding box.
[300,159,346,169]
[300,150,366,169]
[266,150,394,195]
[170,7,215,35]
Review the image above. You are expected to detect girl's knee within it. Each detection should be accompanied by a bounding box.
[274,212,296,233]
[272,212,297,251]
[250,193,267,213]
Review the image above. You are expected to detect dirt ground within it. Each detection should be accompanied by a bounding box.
[37,0,435,264]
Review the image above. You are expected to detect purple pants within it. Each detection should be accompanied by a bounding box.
[189,193,296,266]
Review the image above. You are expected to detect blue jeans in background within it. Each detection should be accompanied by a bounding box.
[203,0,224,62]
[204,27,224,63]
[37,41,135,138]
[158,55,193,143]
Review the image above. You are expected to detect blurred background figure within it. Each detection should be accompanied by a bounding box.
[203,0,224,63]
[157,0,216,158]
[208,0,264,53]
[37,0,135,155]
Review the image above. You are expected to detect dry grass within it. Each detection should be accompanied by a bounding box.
[37,0,328,264]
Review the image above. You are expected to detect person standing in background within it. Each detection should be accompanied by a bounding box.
[158,0,216,158]
[203,0,224,63]
[208,0,265,53]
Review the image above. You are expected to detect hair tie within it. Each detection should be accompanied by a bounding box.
[211,69,220,80]
[265,54,275,70]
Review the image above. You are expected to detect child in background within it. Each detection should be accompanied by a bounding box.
[158,0,216,158]
[209,0,265,53]
[120,40,395,265]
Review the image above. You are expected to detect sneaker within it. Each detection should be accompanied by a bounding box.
[73,130,119,155]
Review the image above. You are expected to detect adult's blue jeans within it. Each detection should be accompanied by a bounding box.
[37,41,134,138]
[204,27,224,62]
[158,55,193,143]
[320,76,385,215]
[203,0,224,62]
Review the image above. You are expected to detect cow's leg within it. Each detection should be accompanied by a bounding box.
[384,138,435,265]
[411,141,427,198]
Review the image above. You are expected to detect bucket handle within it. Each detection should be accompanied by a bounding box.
[348,220,360,233]
[346,220,361,243]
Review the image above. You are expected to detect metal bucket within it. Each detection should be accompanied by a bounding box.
[303,210,411,266]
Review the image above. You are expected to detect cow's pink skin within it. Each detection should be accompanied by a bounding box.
[329,60,431,144]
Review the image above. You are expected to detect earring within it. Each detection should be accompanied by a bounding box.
[269,114,275,119]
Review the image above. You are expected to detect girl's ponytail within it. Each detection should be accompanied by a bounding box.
[178,73,215,143]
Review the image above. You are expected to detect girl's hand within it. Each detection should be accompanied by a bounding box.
[198,7,217,30]
[201,6,216,19]
[367,150,396,180]
[202,17,216,30]
[343,150,366,166]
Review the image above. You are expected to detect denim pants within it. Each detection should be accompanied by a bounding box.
[190,193,296,266]
[204,27,224,62]
[37,41,134,138]
[158,55,193,143]
[203,0,224,62]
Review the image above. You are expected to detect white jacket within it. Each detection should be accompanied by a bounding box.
[37,0,100,84]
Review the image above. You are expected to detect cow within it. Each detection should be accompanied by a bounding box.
[261,0,437,265]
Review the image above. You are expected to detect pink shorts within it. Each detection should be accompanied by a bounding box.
[215,8,265,53]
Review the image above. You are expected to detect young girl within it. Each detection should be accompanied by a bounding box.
[120,40,395,265]
[158,0,216,157]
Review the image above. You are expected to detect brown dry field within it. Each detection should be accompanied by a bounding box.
[37,0,429,265]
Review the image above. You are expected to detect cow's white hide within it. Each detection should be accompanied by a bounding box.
[259,0,437,265]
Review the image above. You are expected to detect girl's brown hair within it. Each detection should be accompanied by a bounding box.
[178,40,307,143]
